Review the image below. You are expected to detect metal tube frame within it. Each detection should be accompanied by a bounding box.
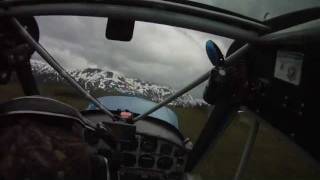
[0,0,270,31]
[134,44,251,121]
[233,107,260,180]
[11,17,116,120]
[0,3,261,43]
[133,70,211,121]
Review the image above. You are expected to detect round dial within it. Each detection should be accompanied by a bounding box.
[140,137,157,153]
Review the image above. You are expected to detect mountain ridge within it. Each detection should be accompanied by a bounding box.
[31,59,207,107]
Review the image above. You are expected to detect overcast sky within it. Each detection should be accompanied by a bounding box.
[32,16,233,98]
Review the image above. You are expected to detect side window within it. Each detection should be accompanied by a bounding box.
[174,104,210,143]
[192,112,320,180]
[0,72,25,102]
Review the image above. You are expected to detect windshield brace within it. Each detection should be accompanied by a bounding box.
[133,44,250,122]
[11,17,116,121]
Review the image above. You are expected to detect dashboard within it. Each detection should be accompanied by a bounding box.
[82,111,189,180]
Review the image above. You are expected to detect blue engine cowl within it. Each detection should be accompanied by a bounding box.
[87,96,179,129]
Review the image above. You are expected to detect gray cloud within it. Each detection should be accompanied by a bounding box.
[33,16,233,97]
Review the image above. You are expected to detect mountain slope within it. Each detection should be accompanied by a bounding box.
[31,59,207,107]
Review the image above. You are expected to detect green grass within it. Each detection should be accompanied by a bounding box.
[173,106,209,143]
[0,83,25,101]
[0,83,88,109]
[1,83,320,180]
[39,83,89,109]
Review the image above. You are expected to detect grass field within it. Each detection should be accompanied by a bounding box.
[1,83,320,180]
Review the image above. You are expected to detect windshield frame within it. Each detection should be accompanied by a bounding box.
[0,0,269,31]
[171,0,320,22]
[0,2,266,45]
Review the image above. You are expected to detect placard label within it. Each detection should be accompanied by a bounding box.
[274,51,304,86]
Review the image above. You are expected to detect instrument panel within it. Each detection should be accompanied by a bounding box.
[118,134,187,180]
[82,111,189,180]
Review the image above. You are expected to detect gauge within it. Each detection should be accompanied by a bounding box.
[173,148,185,157]
[157,156,173,170]
[121,153,136,167]
[120,138,138,151]
[140,136,157,153]
[160,143,173,155]
[138,155,155,168]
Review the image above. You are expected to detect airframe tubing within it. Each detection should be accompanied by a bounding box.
[0,3,261,43]
[11,18,116,120]
[134,70,211,121]
[0,1,269,32]
[133,44,250,121]
[234,107,260,180]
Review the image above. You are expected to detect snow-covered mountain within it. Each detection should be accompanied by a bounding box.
[31,59,207,107]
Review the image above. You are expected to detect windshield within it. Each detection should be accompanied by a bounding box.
[28,16,232,141]
[182,0,320,21]
[31,16,232,105]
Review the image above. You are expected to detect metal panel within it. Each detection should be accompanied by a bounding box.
[0,3,260,42]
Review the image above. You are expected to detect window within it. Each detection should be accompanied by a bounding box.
[31,16,232,143]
